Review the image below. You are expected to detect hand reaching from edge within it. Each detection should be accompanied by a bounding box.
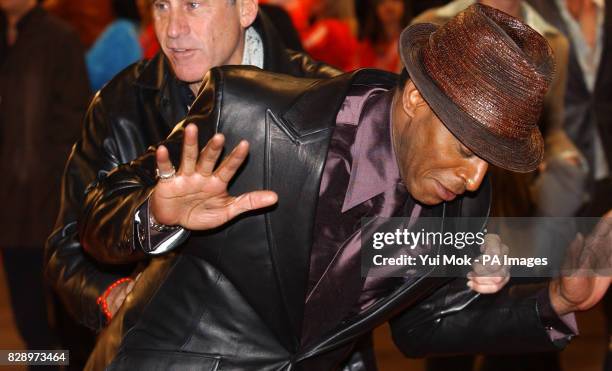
[467,234,510,294]
[150,124,278,230]
[549,210,612,315]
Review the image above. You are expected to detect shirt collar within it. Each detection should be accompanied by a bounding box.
[241,26,264,68]
[341,89,402,212]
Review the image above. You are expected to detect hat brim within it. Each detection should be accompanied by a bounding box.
[399,23,544,173]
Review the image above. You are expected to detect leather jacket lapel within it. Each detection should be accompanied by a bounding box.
[264,72,358,345]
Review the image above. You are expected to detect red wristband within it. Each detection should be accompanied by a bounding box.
[97,277,133,323]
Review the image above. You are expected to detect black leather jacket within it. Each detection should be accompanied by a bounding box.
[44,12,341,331]
[79,67,561,370]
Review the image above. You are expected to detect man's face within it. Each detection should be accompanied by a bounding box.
[393,82,489,205]
[376,0,405,26]
[151,0,257,84]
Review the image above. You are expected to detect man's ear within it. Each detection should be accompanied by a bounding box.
[238,0,258,28]
[401,81,426,119]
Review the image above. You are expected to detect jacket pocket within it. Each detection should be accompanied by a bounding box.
[107,349,220,371]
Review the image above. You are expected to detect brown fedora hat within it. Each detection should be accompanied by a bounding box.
[400,3,554,172]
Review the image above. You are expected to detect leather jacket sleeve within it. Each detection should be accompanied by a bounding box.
[389,280,560,358]
[44,50,338,328]
[284,49,342,79]
[78,73,221,265]
[45,92,136,330]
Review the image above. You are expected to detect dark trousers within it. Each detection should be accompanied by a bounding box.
[426,353,561,371]
[1,247,94,370]
[1,247,58,349]
[1,247,59,370]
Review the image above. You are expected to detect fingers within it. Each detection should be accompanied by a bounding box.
[562,233,584,275]
[481,233,502,254]
[179,124,199,175]
[468,274,510,294]
[473,235,509,276]
[156,145,174,177]
[227,191,278,220]
[214,140,250,183]
[196,133,225,175]
[468,234,510,295]
[177,132,249,183]
[468,268,509,284]
[467,234,510,294]
[591,215,612,240]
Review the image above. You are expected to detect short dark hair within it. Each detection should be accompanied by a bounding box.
[113,0,141,22]
[397,68,410,89]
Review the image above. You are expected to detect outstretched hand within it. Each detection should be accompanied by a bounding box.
[549,210,612,315]
[150,124,278,230]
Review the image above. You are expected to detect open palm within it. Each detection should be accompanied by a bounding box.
[150,124,278,230]
[550,211,612,315]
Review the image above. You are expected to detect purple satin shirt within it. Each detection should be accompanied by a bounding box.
[301,86,417,345]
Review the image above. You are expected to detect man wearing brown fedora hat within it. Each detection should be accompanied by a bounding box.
[75,4,611,370]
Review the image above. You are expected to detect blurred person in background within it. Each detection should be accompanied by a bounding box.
[301,0,358,70]
[526,2,612,370]
[354,0,412,72]
[44,0,340,367]
[86,0,143,91]
[137,0,160,59]
[44,0,113,48]
[260,0,304,50]
[354,0,450,30]
[273,0,312,34]
[410,0,452,16]
[527,0,612,219]
[0,0,90,364]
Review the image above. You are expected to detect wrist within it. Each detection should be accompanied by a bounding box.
[96,277,133,323]
[149,212,180,232]
[148,195,179,231]
[548,280,573,316]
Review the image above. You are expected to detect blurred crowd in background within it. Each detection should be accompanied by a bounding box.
[1,0,611,370]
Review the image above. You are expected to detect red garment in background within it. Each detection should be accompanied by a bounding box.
[140,24,160,60]
[279,0,312,34]
[302,19,357,71]
[44,0,113,48]
[354,38,401,73]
